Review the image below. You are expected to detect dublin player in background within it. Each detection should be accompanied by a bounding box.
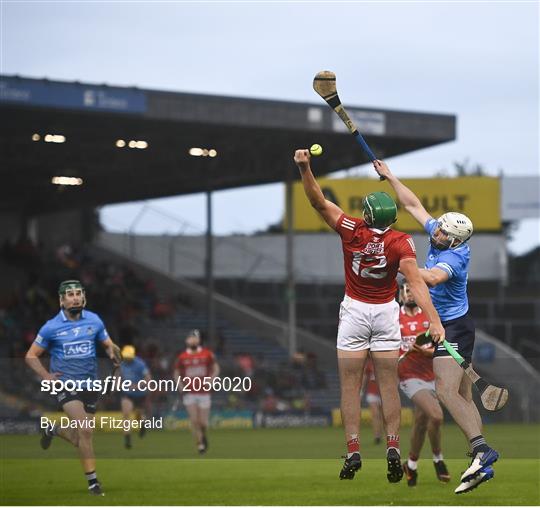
[398,281,450,486]
[361,359,384,445]
[173,330,220,454]
[294,149,444,484]
[374,159,499,494]
[25,280,121,496]
[119,345,152,449]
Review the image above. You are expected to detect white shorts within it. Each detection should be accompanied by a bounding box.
[183,393,212,409]
[337,296,401,352]
[399,378,436,400]
[366,393,381,405]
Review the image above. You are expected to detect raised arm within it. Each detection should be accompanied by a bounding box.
[373,160,431,228]
[294,149,344,230]
[399,257,445,342]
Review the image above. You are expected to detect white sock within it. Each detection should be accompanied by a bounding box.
[407,458,418,470]
[433,452,444,462]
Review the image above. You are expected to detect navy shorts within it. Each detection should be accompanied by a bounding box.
[56,389,99,414]
[434,312,475,362]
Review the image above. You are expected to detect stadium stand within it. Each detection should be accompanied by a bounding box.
[1,238,538,423]
[0,240,337,417]
[210,276,540,371]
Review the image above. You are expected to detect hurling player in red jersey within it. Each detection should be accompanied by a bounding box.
[294,149,444,483]
[398,281,450,486]
[361,359,384,445]
[173,330,220,454]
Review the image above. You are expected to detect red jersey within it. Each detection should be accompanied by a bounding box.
[397,307,434,382]
[363,359,380,396]
[175,347,216,394]
[335,214,416,304]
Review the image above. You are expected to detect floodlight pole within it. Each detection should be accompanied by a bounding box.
[285,168,297,357]
[206,187,215,347]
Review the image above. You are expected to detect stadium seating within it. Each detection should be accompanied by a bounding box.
[0,242,335,415]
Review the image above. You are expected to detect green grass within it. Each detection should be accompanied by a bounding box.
[1,424,539,505]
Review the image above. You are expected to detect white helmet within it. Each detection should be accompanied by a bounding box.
[433,212,473,249]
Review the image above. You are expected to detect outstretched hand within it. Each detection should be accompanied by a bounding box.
[373,159,392,180]
[294,149,311,171]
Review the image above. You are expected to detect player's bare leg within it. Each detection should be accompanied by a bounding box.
[459,374,482,434]
[40,410,78,448]
[410,406,429,459]
[44,420,79,447]
[338,350,367,443]
[409,389,449,483]
[368,401,384,444]
[62,400,103,495]
[185,403,203,451]
[337,349,367,479]
[63,402,96,472]
[371,351,400,437]
[198,406,211,453]
[121,397,134,449]
[412,390,443,453]
[435,357,496,491]
[403,407,428,486]
[372,350,403,483]
[434,358,481,439]
[436,358,499,493]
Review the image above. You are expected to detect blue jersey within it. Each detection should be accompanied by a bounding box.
[34,310,109,382]
[120,357,149,397]
[424,218,470,321]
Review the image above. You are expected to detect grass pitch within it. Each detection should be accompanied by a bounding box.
[1,424,539,505]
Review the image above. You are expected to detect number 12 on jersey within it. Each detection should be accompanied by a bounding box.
[352,252,388,279]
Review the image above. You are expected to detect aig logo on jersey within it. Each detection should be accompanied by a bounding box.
[63,340,93,358]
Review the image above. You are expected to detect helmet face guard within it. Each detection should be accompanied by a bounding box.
[363,192,398,229]
[58,280,86,315]
[186,329,201,350]
[429,226,454,250]
[430,213,473,250]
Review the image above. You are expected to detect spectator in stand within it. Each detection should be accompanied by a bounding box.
[300,352,326,390]
[235,353,255,377]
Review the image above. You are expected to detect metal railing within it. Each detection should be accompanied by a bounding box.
[100,202,326,283]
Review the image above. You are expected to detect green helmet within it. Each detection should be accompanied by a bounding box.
[58,280,84,295]
[58,280,86,316]
[362,192,398,228]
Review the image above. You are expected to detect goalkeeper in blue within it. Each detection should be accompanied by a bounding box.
[374,161,498,494]
[119,345,152,449]
[25,280,122,496]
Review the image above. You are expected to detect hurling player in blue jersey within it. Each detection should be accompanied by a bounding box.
[119,345,152,449]
[25,280,121,496]
[373,160,498,494]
